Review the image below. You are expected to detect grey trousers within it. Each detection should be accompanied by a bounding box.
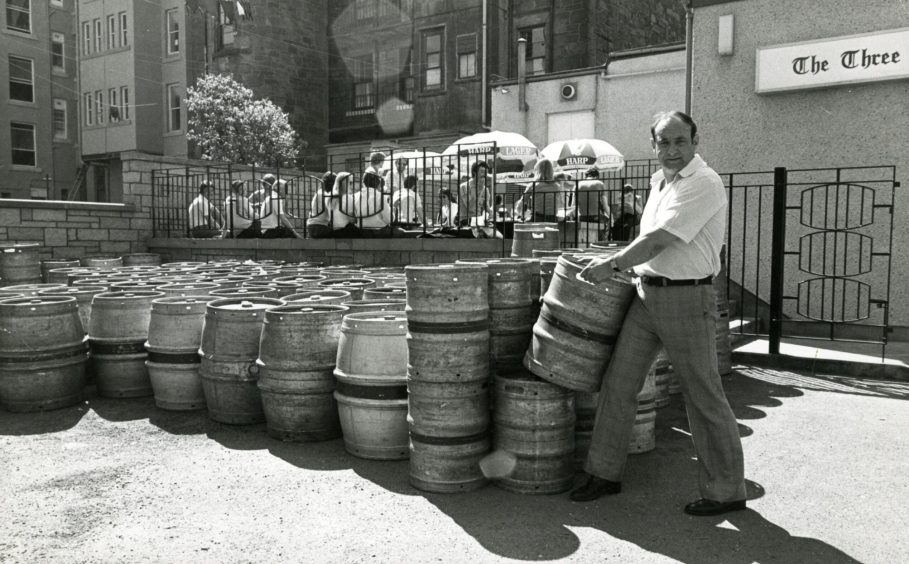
[585,281,746,502]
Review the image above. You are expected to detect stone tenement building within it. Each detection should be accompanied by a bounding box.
[1,0,683,201]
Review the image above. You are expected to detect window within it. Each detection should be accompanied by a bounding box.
[95,90,104,124]
[519,26,546,75]
[51,32,65,70]
[10,123,36,167]
[82,21,91,55]
[457,33,477,79]
[217,2,234,48]
[119,12,127,46]
[93,18,101,52]
[50,0,62,7]
[108,88,119,121]
[107,14,117,49]
[378,0,400,18]
[352,53,374,109]
[422,29,443,90]
[167,84,181,131]
[355,0,375,20]
[399,47,413,103]
[6,0,30,33]
[165,9,179,54]
[53,99,67,139]
[8,56,34,102]
[83,92,93,125]
[120,86,129,120]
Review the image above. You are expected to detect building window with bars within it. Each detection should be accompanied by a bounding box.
[120,86,130,120]
[95,90,104,124]
[422,28,444,91]
[53,99,67,140]
[519,25,546,75]
[352,53,375,110]
[217,2,235,48]
[107,14,117,49]
[83,92,93,125]
[82,21,91,55]
[8,55,34,102]
[51,32,65,71]
[399,47,414,103]
[6,0,30,33]
[93,18,101,52]
[10,122,36,166]
[167,84,181,131]
[165,9,179,55]
[457,33,477,79]
[119,12,127,46]
[108,88,119,121]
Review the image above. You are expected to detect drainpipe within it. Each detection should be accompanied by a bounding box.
[481,0,488,127]
[517,37,526,112]
[684,0,693,114]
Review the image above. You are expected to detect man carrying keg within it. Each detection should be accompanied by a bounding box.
[572,111,746,516]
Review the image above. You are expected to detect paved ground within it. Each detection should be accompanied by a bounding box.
[1,366,907,564]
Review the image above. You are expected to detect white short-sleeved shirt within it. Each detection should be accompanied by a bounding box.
[188,194,215,229]
[634,154,727,279]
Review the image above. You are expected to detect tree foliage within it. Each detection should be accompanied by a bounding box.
[186,74,304,167]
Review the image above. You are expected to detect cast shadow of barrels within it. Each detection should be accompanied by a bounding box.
[0,400,88,435]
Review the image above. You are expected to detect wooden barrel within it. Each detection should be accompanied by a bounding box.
[628,369,656,454]
[539,257,559,300]
[511,222,560,257]
[0,243,42,287]
[205,275,254,289]
[316,278,376,301]
[88,290,163,398]
[340,299,406,315]
[492,368,575,494]
[363,273,406,288]
[257,304,347,441]
[283,290,352,305]
[363,286,406,300]
[41,259,81,283]
[81,256,123,268]
[271,275,326,295]
[457,258,535,370]
[209,286,280,300]
[38,286,107,333]
[573,390,598,469]
[199,297,284,424]
[0,291,25,301]
[334,312,409,459]
[122,253,161,267]
[110,280,161,293]
[320,266,366,279]
[524,254,635,392]
[0,296,88,411]
[145,296,209,410]
[156,282,221,298]
[405,263,490,493]
[46,267,94,286]
[654,350,671,408]
[3,283,67,297]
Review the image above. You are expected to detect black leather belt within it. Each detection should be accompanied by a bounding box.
[638,275,713,287]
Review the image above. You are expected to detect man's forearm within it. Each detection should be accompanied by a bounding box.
[613,230,675,271]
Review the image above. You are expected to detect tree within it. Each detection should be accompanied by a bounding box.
[186,74,304,167]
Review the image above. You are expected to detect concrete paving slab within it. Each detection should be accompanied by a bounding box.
[1,368,907,564]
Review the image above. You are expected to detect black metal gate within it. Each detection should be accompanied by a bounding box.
[725,166,897,359]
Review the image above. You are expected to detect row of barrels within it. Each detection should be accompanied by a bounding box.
[0,243,163,287]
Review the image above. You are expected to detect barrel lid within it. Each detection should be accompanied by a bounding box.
[266,303,349,315]
[158,282,218,289]
[273,275,326,284]
[405,263,488,272]
[0,242,40,252]
[94,290,166,300]
[366,287,406,295]
[151,296,210,307]
[321,264,364,271]
[209,287,277,296]
[207,297,285,311]
[111,281,160,289]
[39,285,107,295]
[283,290,352,302]
[318,278,376,288]
[4,283,67,292]
[341,299,406,311]
[0,295,77,307]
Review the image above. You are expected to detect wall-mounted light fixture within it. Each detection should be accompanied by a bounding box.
[718,14,734,56]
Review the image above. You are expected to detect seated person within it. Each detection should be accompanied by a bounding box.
[355,171,394,237]
[437,188,461,228]
[259,179,302,238]
[522,158,570,223]
[307,171,336,239]
[331,171,361,238]
[392,174,424,228]
[224,179,259,238]
[575,167,608,242]
[458,161,494,226]
[250,173,277,207]
[188,181,224,238]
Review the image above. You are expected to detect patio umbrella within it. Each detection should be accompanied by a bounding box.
[442,131,539,178]
[540,139,625,173]
[381,150,445,179]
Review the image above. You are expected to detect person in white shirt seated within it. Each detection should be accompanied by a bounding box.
[258,179,302,238]
[392,174,424,228]
[384,157,408,196]
[188,181,224,238]
[307,171,336,239]
[437,188,460,228]
[331,171,361,238]
[224,179,258,238]
[355,171,395,237]
[250,173,277,207]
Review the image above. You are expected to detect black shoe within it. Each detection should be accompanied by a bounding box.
[684,498,747,516]
[569,475,622,502]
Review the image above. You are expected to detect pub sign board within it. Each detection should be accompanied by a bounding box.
[755,27,909,93]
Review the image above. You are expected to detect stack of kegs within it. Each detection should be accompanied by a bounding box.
[0,243,41,287]
[146,296,209,410]
[405,263,491,492]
